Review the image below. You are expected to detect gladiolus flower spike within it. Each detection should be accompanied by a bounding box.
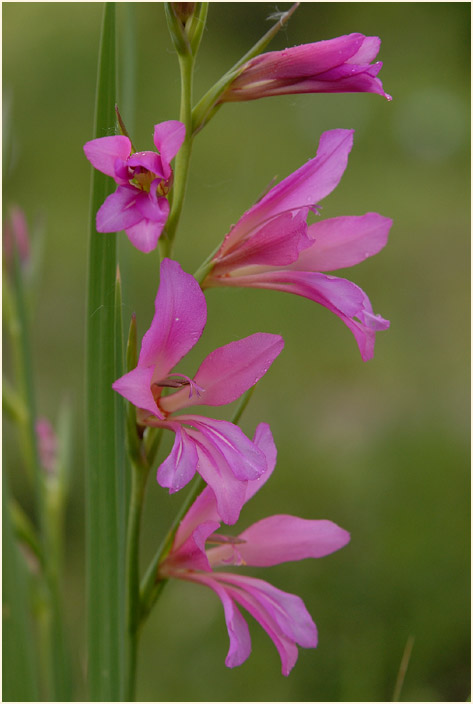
[159,423,350,675]
[112,258,284,525]
[83,121,185,253]
[203,129,392,362]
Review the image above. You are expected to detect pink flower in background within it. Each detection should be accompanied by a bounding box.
[3,206,31,268]
[113,258,284,524]
[159,423,350,674]
[83,121,185,253]
[221,34,391,102]
[36,418,57,475]
[203,129,392,361]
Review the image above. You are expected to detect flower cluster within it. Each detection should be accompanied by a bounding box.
[85,21,391,676]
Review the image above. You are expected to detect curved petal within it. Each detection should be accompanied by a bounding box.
[163,519,219,572]
[298,213,392,272]
[125,217,166,253]
[156,424,198,492]
[138,259,207,377]
[96,186,142,232]
[236,516,350,566]
[127,150,165,178]
[214,573,316,675]
[160,333,284,413]
[112,365,161,418]
[183,417,267,481]
[214,210,312,272]
[173,422,276,548]
[186,573,252,669]
[218,574,318,650]
[188,428,249,525]
[83,135,131,179]
[214,269,388,361]
[219,129,354,256]
[135,190,169,223]
[153,121,186,173]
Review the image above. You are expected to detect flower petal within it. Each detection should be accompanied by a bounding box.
[138,259,207,376]
[237,516,350,566]
[127,150,165,178]
[187,573,252,668]
[215,269,388,361]
[219,129,354,257]
[297,213,392,272]
[156,423,198,492]
[214,210,312,272]
[96,186,142,232]
[183,417,267,481]
[112,365,161,417]
[153,121,186,173]
[163,519,219,572]
[83,135,131,179]
[125,217,166,253]
[160,333,284,413]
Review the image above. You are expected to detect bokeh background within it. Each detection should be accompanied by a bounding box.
[3,2,470,701]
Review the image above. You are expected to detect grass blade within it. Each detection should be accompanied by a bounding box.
[85,4,125,700]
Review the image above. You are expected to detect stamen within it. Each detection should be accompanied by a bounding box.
[206,535,246,546]
[153,373,205,400]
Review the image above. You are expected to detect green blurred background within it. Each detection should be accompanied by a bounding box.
[3,2,470,701]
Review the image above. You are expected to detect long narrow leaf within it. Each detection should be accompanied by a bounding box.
[85,4,125,700]
[2,472,40,702]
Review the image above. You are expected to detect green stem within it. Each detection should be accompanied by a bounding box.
[163,51,194,255]
[124,458,150,702]
[139,385,257,620]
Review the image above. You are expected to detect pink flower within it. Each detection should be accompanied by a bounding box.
[83,121,185,253]
[36,417,58,475]
[3,206,30,269]
[113,258,284,524]
[221,34,391,102]
[159,423,350,675]
[203,129,392,361]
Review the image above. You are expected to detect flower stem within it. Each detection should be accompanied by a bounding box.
[163,50,194,256]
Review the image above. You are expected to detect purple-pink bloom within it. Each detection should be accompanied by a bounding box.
[159,423,350,675]
[221,34,391,102]
[83,121,185,253]
[203,129,392,361]
[3,206,31,269]
[35,417,58,475]
[113,258,284,524]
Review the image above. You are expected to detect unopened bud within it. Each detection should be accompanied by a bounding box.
[172,2,196,23]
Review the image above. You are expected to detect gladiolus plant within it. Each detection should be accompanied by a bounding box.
[3,3,392,701]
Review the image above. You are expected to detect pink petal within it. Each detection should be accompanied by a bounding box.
[173,421,276,548]
[182,416,267,481]
[125,217,166,253]
[83,135,131,179]
[348,35,381,64]
[156,424,198,492]
[164,519,219,572]
[160,333,283,413]
[216,269,388,361]
[187,573,252,668]
[219,129,354,256]
[135,190,169,223]
[214,210,312,272]
[188,428,249,525]
[96,186,142,232]
[296,213,392,272]
[127,150,165,178]
[153,121,186,172]
[219,574,318,650]
[237,516,350,566]
[244,422,277,502]
[112,365,161,418]
[138,259,207,377]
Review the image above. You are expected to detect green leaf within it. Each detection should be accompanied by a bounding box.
[85,4,126,700]
[2,472,40,702]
